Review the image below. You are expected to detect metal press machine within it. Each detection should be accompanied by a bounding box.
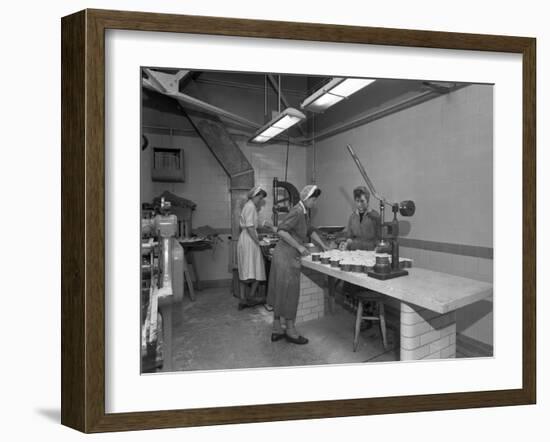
[346,144,416,280]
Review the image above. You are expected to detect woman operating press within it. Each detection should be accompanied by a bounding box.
[267,185,329,345]
[236,185,274,310]
[339,185,381,329]
[340,186,380,251]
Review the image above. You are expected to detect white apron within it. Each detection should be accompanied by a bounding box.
[237,200,266,281]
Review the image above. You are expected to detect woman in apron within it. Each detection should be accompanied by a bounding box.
[237,186,272,310]
[267,185,329,344]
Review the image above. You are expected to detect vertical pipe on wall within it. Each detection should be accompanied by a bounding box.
[278,75,281,113]
[264,75,268,123]
[285,136,289,182]
[312,114,316,184]
[169,128,175,193]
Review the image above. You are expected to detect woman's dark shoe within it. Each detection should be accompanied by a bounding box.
[238,302,251,310]
[285,334,309,345]
[270,332,286,342]
[240,298,265,309]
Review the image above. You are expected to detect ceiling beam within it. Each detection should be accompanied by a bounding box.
[144,68,260,129]
[143,68,308,145]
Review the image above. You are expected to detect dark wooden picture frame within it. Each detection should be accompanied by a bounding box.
[61,9,536,433]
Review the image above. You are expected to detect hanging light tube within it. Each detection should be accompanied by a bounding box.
[249,107,306,144]
[301,77,376,113]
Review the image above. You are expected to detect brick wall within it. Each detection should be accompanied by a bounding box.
[400,303,457,360]
[296,268,327,323]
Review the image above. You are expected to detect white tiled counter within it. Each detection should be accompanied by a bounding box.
[300,257,493,360]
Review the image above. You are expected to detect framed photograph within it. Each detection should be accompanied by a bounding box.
[61,9,536,433]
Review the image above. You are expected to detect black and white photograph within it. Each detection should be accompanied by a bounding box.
[140,68,494,373]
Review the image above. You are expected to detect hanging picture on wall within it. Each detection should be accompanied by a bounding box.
[61,9,536,433]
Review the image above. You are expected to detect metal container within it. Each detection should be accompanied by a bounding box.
[351,263,363,273]
[260,244,272,257]
[340,263,352,272]
[374,255,391,274]
[400,259,412,269]
[330,259,341,268]
[320,256,331,265]
[311,253,321,262]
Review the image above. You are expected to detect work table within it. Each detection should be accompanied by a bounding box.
[301,257,492,314]
[299,256,493,360]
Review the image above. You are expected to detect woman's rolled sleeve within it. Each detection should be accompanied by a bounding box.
[277,209,299,233]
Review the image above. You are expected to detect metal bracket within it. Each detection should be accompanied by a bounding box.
[144,68,190,95]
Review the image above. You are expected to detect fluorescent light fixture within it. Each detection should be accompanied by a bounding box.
[301,77,376,113]
[249,108,306,144]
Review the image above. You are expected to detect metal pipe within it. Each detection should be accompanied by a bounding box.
[346,144,391,205]
[285,137,289,182]
[380,201,386,237]
[143,77,261,130]
[267,74,306,137]
[142,124,248,138]
[312,114,316,184]
[142,124,309,147]
[267,74,290,109]
[278,75,281,113]
[195,76,306,98]
[173,93,260,129]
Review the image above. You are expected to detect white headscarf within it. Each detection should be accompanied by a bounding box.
[247,185,264,199]
[300,184,319,201]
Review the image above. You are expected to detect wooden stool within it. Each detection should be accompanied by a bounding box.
[186,250,202,291]
[353,291,388,352]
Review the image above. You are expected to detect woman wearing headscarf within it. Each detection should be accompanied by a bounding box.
[237,185,273,310]
[267,185,329,344]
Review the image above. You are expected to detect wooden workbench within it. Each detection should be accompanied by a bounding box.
[301,257,493,360]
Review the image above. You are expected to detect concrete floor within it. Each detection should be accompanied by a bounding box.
[165,287,399,372]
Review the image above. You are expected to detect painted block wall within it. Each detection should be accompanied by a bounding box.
[311,84,493,247]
